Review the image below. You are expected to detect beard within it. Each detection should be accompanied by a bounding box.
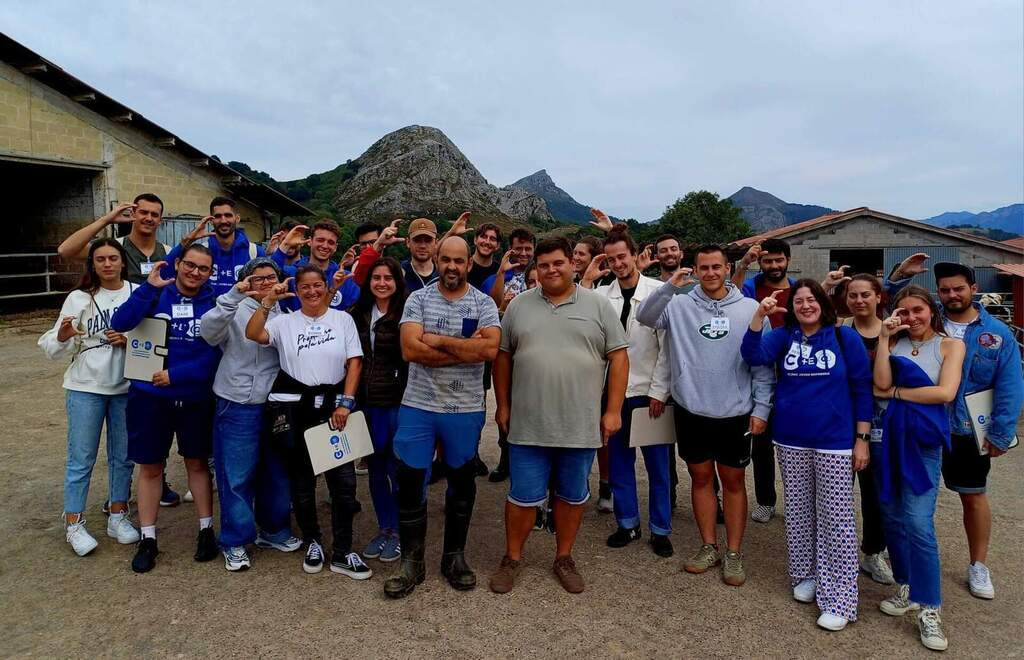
[942,298,971,313]
[660,257,679,271]
[441,272,464,291]
[763,267,787,283]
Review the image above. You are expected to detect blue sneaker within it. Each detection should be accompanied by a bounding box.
[379,533,401,563]
[160,481,180,507]
[363,533,388,559]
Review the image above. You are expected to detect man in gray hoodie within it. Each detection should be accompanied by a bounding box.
[200,257,301,571]
[636,244,774,587]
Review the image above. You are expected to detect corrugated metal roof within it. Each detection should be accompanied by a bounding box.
[1002,237,1024,251]
[993,263,1024,278]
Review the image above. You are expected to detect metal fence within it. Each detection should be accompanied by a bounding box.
[0,252,72,301]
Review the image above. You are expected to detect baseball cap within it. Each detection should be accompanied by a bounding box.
[408,218,437,239]
[933,262,975,285]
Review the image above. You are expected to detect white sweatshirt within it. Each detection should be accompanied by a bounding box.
[38,283,136,395]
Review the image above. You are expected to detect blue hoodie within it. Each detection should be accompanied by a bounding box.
[741,324,873,451]
[111,281,221,401]
[165,229,264,296]
[741,272,912,304]
[269,249,360,312]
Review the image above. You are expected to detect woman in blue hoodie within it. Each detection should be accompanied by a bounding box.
[873,286,963,652]
[741,279,872,632]
[111,243,222,574]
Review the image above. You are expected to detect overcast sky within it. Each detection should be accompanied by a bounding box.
[3,1,1022,221]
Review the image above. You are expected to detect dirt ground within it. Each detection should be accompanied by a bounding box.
[1,320,1022,659]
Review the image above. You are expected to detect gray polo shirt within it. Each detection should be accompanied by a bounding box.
[401,283,501,414]
[500,285,629,448]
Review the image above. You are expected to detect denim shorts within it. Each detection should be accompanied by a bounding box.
[392,405,484,470]
[507,444,597,507]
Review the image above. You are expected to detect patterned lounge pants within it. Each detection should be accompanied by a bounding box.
[776,445,859,621]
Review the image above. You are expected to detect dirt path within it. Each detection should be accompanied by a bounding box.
[0,322,1021,658]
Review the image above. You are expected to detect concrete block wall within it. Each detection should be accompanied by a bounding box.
[0,64,267,246]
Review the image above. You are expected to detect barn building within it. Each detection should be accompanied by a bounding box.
[0,33,311,306]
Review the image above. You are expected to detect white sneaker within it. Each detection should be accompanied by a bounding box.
[255,532,303,553]
[880,583,920,616]
[183,489,195,503]
[816,612,848,631]
[596,497,613,514]
[65,517,98,556]
[968,561,995,599]
[793,577,816,603]
[751,505,775,523]
[106,512,140,544]
[860,551,895,585]
[918,607,948,651]
[303,540,324,573]
[223,546,251,572]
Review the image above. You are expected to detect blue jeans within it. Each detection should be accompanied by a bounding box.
[874,444,943,607]
[64,390,133,513]
[213,398,293,548]
[507,444,597,507]
[609,396,673,536]
[364,406,399,532]
[393,405,484,470]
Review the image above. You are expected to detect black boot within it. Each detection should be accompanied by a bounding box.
[440,464,477,591]
[383,503,426,599]
[488,443,509,483]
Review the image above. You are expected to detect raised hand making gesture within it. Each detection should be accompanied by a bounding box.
[823,265,852,291]
[589,208,613,233]
[748,288,783,332]
[498,249,518,274]
[146,261,175,288]
[741,243,763,267]
[180,216,214,247]
[56,315,85,343]
[581,253,611,288]
[373,219,406,252]
[880,307,909,339]
[636,245,654,272]
[104,202,138,226]
[280,224,311,256]
[449,212,473,236]
[264,277,296,306]
[668,266,696,289]
[893,252,930,280]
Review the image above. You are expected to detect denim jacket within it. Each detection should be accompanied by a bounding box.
[945,304,1023,450]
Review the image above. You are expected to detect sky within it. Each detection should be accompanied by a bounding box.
[3,1,1022,221]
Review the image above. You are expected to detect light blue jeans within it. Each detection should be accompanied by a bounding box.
[64,390,133,513]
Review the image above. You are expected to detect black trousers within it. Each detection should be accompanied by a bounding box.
[751,417,777,507]
[856,464,886,555]
[267,400,357,557]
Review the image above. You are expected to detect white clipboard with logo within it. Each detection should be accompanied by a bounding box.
[304,411,373,475]
[965,389,1019,456]
[629,404,676,448]
[124,317,170,381]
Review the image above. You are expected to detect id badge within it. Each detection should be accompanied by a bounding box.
[800,343,812,359]
[140,262,155,275]
[172,304,194,318]
[710,317,730,333]
[314,394,325,409]
[870,428,883,443]
[306,324,323,337]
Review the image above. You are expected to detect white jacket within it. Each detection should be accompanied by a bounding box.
[38,283,136,395]
[595,274,671,401]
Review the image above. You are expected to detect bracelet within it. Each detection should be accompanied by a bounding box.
[856,432,871,442]
[337,396,356,411]
[260,302,274,312]
[893,387,900,400]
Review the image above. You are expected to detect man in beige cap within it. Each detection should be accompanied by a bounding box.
[403,218,440,293]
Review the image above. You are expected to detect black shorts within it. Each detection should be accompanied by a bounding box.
[674,407,751,469]
[126,388,214,464]
[941,433,991,494]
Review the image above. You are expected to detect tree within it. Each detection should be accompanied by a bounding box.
[655,191,750,245]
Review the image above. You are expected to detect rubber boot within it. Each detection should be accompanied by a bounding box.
[488,440,509,483]
[383,503,426,599]
[440,463,477,590]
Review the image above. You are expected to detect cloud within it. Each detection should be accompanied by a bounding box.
[2,0,1020,220]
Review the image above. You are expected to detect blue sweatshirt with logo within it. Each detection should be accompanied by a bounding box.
[741,324,873,451]
[270,250,360,312]
[165,229,264,296]
[111,281,221,401]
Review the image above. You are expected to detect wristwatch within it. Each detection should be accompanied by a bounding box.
[856,432,871,442]
[337,395,356,411]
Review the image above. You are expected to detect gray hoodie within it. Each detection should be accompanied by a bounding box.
[636,280,774,420]
[200,287,281,405]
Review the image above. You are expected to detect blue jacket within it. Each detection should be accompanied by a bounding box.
[877,355,950,502]
[741,325,873,451]
[165,229,264,296]
[741,272,911,303]
[402,259,439,293]
[111,281,221,401]
[269,249,360,312]
[944,304,1023,450]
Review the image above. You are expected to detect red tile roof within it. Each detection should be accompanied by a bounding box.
[1002,237,1024,251]
[993,263,1024,278]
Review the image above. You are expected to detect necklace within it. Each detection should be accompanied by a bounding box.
[909,330,933,356]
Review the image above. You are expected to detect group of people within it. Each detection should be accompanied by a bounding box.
[41,195,1022,652]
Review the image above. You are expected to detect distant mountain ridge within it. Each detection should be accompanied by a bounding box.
[507,170,594,225]
[726,186,834,232]
[923,203,1023,235]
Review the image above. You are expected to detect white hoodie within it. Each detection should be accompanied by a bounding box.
[38,283,136,395]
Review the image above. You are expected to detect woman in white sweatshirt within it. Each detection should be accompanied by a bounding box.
[39,238,140,556]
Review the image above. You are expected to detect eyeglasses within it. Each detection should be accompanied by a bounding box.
[250,274,278,285]
[180,260,212,275]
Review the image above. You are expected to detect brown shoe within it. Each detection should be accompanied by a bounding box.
[553,555,585,593]
[489,555,522,594]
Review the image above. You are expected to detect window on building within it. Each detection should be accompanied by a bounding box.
[830,249,884,278]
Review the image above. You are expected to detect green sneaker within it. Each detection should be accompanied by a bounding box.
[683,543,721,574]
[722,549,746,586]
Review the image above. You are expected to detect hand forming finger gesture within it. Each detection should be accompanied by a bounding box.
[583,253,611,285]
[669,267,696,289]
[589,208,613,233]
[742,243,762,267]
[181,216,213,247]
[498,249,517,273]
[266,277,296,303]
[450,212,473,236]
[823,265,851,290]
[896,252,930,278]
[755,288,784,319]
[146,261,175,288]
[636,245,654,271]
[57,316,85,342]
[880,308,910,338]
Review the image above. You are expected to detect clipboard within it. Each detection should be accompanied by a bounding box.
[965,389,1019,456]
[304,411,374,475]
[124,318,170,381]
[629,404,676,448]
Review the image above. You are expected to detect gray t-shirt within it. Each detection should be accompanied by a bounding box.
[500,285,629,448]
[400,283,501,414]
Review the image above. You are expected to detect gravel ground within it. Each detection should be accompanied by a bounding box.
[0,321,1021,658]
